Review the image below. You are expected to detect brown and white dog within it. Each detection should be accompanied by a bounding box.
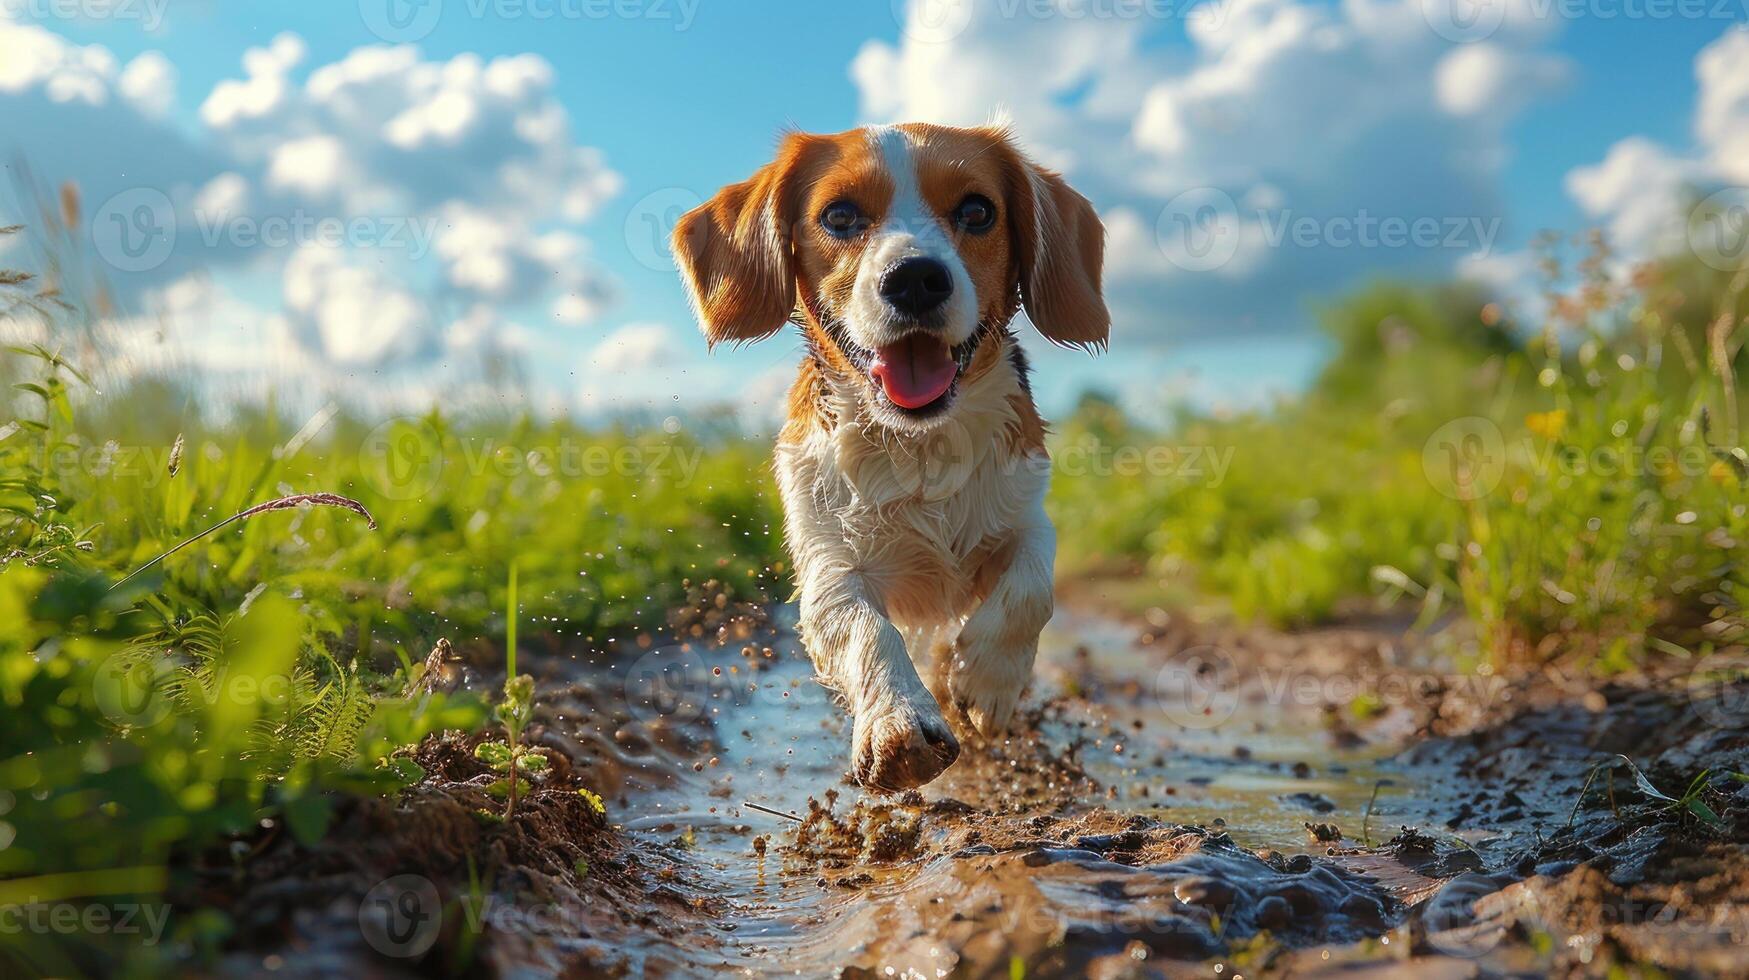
[673,123,1107,792]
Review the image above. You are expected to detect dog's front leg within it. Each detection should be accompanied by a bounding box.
[951,488,1056,738]
[799,580,960,792]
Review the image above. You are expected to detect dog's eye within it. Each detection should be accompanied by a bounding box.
[952,194,997,234]
[820,201,868,237]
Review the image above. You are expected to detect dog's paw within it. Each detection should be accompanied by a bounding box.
[950,673,1020,739]
[850,699,960,793]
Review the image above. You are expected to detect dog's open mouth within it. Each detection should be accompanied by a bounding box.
[860,329,984,415]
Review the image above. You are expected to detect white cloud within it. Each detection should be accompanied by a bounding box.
[0,20,116,105]
[282,245,428,366]
[1696,26,1749,184]
[1435,42,1570,118]
[200,32,304,130]
[1565,137,1698,260]
[859,0,1571,343]
[208,43,624,222]
[118,51,176,118]
[266,135,349,199]
[0,28,626,395]
[1560,25,1749,264]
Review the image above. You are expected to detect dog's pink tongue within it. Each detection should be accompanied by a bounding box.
[870,335,957,409]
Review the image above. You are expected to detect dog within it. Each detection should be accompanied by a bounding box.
[672,123,1107,792]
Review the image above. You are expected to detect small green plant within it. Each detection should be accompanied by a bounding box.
[476,561,543,819]
[1567,754,1732,829]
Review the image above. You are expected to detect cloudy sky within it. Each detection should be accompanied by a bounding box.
[0,0,1744,425]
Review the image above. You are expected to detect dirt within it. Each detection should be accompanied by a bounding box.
[201,580,1749,978]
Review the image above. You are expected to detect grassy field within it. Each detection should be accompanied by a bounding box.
[1054,237,1749,668]
[4,217,1748,970]
[1,214,787,969]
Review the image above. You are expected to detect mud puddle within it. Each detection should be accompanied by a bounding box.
[211,596,1749,977]
[582,602,1749,977]
[580,607,1452,976]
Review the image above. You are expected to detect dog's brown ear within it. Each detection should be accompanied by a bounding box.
[999,137,1109,351]
[673,136,814,347]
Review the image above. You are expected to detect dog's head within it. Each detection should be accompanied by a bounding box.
[673,123,1107,431]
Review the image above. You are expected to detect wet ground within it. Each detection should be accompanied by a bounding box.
[213,589,1749,978]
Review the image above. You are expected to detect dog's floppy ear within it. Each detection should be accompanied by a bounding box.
[999,136,1110,351]
[672,135,814,347]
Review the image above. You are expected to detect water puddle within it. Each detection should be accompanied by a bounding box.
[585,604,1437,975]
[228,598,1749,977]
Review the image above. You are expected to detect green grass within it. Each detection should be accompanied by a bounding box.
[1053,238,1749,666]
[0,216,785,972]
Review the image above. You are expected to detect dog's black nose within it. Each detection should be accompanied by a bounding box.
[879,257,953,317]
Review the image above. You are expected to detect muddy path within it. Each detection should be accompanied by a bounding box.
[210,591,1749,978]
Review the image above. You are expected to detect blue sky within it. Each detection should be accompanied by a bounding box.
[3,1,1746,424]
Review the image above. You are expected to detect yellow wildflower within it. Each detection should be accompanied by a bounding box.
[1525,410,1566,440]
